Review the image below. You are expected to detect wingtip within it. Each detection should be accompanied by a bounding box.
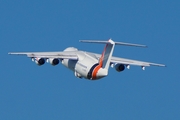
[79,40,84,42]
[163,65,167,67]
[159,64,166,67]
[149,63,166,67]
[140,44,148,48]
[160,64,166,67]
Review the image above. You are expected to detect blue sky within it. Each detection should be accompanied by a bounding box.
[1,0,180,119]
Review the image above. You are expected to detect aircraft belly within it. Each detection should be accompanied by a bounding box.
[61,59,77,71]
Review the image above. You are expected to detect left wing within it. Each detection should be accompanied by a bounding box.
[8,51,78,60]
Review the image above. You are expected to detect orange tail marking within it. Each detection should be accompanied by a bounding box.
[92,44,108,79]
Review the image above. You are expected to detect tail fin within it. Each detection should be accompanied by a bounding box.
[99,39,115,70]
[80,39,147,70]
[81,39,115,71]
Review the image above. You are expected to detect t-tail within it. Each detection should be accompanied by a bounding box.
[80,39,147,79]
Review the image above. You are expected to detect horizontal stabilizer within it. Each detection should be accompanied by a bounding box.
[80,39,147,48]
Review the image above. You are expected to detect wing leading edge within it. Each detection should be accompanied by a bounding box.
[8,51,78,60]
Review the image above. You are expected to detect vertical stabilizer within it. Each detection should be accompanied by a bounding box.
[80,39,115,79]
[99,39,115,70]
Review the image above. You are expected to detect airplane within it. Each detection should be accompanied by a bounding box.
[8,39,165,80]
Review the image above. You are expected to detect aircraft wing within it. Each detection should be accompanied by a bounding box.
[8,51,78,60]
[110,56,165,67]
[88,52,165,67]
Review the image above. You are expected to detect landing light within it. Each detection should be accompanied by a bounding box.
[31,58,34,62]
[142,66,145,70]
[126,65,130,69]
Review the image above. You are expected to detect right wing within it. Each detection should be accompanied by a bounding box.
[87,52,165,67]
[110,56,166,67]
[8,51,78,60]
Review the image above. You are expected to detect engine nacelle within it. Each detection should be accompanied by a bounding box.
[115,64,125,72]
[49,58,59,66]
[34,58,45,66]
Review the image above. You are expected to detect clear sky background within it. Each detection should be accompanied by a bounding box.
[1,0,180,120]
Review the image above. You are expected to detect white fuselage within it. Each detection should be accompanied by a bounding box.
[61,47,107,80]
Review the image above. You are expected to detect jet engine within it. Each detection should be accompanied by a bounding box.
[115,64,125,72]
[34,58,45,66]
[49,58,59,66]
